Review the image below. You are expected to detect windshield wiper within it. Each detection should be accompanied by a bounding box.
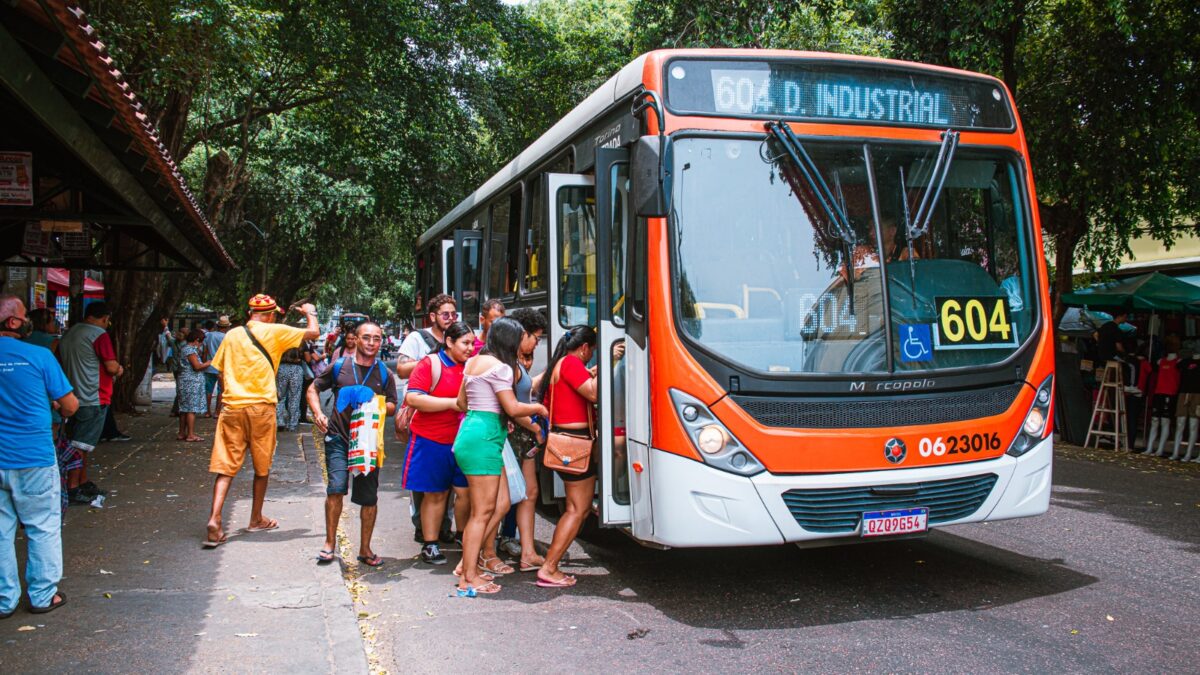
[901,129,959,293]
[766,121,859,312]
[904,130,959,255]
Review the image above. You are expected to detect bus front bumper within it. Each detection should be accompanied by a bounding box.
[644,435,1053,548]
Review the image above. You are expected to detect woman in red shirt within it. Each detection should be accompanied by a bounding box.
[538,325,598,588]
[402,321,475,566]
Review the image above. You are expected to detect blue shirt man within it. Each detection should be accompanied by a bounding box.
[0,295,78,616]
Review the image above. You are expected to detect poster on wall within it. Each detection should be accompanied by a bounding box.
[0,152,33,206]
[32,281,46,309]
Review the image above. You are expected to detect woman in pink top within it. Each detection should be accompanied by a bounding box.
[452,317,547,595]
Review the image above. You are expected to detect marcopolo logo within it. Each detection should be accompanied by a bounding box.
[884,438,907,464]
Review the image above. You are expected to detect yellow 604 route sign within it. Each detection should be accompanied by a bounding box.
[933,296,1017,349]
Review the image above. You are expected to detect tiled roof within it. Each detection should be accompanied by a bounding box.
[16,0,235,270]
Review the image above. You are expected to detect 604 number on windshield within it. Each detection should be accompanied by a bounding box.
[918,433,1002,457]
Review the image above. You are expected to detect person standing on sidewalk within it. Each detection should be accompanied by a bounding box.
[0,295,78,617]
[203,295,318,548]
[203,316,231,418]
[306,322,396,566]
[275,347,305,431]
[59,301,122,505]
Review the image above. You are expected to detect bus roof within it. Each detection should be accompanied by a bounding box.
[416,49,1010,249]
[417,54,649,248]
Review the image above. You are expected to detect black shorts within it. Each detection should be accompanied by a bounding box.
[551,427,597,482]
[1152,394,1177,418]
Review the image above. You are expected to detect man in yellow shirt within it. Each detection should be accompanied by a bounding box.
[204,294,319,547]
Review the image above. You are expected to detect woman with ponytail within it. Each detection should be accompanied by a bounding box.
[453,317,548,595]
[537,325,598,588]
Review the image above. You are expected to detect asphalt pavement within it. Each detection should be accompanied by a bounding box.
[2,378,1198,673]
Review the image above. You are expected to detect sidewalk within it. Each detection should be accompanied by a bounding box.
[1,378,368,674]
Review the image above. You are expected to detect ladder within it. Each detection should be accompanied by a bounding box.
[1084,360,1128,451]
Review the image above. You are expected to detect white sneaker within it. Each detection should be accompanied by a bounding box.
[1123,386,1143,395]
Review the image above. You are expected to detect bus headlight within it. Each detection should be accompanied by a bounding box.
[670,389,765,476]
[1007,375,1053,458]
[697,425,726,454]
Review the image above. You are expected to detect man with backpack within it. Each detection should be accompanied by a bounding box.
[394,293,457,387]
[306,321,396,566]
[394,293,458,542]
[203,294,319,548]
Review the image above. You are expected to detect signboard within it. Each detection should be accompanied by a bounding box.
[60,231,92,257]
[22,222,51,258]
[933,296,1017,350]
[666,59,1014,131]
[32,281,46,309]
[0,152,33,206]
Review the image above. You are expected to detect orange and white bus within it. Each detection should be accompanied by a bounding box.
[413,49,1053,547]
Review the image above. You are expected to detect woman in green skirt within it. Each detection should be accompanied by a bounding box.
[453,317,547,595]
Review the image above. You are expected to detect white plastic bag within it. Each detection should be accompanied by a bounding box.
[502,439,526,505]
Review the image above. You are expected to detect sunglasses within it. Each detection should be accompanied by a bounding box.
[437,311,459,320]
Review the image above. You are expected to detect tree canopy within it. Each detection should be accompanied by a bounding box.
[82,0,1200,408]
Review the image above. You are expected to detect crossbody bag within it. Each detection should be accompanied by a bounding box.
[542,359,594,475]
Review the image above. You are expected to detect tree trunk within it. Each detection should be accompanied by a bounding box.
[105,272,190,412]
[1040,201,1089,322]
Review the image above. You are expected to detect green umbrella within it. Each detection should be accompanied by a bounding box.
[1060,272,1200,313]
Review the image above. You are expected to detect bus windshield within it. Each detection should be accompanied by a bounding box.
[671,136,1036,376]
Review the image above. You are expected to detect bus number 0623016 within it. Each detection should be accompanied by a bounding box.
[918,433,1001,457]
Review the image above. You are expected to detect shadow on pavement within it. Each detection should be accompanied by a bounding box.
[483,522,1097,632]
[3,381,365,673]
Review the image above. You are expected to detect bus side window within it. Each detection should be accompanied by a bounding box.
[523,176,547,294]
[488,193,513,300]
[557,185,597,327]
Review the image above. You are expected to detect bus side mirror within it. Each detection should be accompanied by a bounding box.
[632,135,669,218]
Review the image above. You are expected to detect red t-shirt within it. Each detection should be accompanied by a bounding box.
[544,355,593,426]
[407,351,464,444]
[1155,357,1181,396]
[94,332,116,406]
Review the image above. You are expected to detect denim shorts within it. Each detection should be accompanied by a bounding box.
[204,372,220,395]
[323,434,380,506]
[67,405,107,452]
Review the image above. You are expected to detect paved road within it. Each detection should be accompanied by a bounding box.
[355,445,1199,674]
[2,381,1197,673]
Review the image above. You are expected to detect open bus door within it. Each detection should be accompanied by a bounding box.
[452,230,482,328]
[545,173,595,501]
[595,147,633,526]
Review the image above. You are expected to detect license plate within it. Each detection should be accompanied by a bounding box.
[861,507,928,537]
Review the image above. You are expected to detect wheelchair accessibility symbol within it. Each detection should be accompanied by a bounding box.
[899,324,932,363]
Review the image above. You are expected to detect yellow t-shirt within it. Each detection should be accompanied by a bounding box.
[211,321,306,409]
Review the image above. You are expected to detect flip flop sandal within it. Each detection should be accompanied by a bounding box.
[316,549,336,564]
[356,554,384,567]
[479,556,514,575]
[519,560,544,573]
[456,582,501,596]
[245,519,279,533]
[30,591,67,614]
[202,534,228,549]
[536,573,577,588]
[452,568,495,581]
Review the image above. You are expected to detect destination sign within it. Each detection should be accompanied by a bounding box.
[665,59,1014,130]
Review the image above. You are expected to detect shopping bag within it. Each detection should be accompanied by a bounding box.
[348,395,386,475]
[502,439,526,505]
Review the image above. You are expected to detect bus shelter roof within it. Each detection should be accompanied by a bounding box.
[0,0,234,273]
[1060,272,1200,314]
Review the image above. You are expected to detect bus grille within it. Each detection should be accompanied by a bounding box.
[781,474,999,534]
[730,384,1021,429]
